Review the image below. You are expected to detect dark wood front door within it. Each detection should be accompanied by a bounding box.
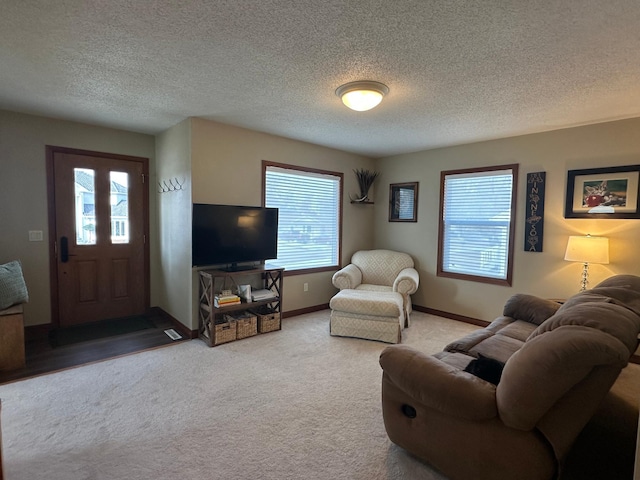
[47,146,149,327]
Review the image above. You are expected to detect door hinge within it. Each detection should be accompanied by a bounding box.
[143,234,146,244]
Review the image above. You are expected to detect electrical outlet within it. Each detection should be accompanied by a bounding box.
[303,282,309,292]
[29,230,43,242]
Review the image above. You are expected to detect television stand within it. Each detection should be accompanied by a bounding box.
[223,263,257,272]
[198,265,284,347]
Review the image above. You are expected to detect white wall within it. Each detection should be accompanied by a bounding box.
[0,110,156,327]
[374,117,640,322]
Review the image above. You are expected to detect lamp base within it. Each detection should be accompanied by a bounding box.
[580,262,590,291]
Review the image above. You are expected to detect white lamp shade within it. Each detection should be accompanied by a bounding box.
[341,90,383,111]
[335,81,389,112]
[564,235,609,264]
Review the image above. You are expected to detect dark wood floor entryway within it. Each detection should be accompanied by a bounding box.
[0,311,189,385]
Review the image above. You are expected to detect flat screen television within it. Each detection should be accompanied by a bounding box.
[192,203,278,269]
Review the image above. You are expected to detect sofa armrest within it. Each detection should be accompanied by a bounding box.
[503,294,561,325]
[332,264,362,290]
[380,345,497,420]
[393,267,419,295]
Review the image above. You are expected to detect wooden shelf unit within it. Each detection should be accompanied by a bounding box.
[198,265,283,347]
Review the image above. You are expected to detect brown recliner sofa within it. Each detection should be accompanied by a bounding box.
[379,274,640,480]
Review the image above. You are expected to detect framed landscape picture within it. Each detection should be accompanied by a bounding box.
[564,165,640,219]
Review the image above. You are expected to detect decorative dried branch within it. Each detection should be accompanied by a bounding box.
[352,168,379,201]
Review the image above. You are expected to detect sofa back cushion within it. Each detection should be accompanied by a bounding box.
[352,250,414,286]
[558,276,640,317]
[497,275,640,431]
[496,326,629,430]
[528,275,640,355]
[529,302,640,355]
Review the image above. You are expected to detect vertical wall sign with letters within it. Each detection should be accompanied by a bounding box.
[525,172,546,252]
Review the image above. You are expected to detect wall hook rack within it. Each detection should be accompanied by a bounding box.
[158,177,185,193]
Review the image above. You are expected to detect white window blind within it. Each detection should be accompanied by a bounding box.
[265,165,340,271]
[440,168,515,281]
[398,187,415,220]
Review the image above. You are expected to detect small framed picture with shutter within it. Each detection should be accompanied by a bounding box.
[389,182,418,222]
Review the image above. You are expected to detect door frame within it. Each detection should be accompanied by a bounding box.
[46,145,151,328]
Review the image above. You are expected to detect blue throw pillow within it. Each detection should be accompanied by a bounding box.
[0,260,29,310]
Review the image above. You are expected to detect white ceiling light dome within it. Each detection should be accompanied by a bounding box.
[335,81,389,111]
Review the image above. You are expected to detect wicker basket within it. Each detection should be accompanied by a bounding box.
[213,317,237,345]
[251,307,281,333]
[234,312,258,339]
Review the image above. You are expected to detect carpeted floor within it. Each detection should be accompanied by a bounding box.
[0,311,637,480]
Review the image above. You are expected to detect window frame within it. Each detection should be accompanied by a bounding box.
[262,160,343,276]
[437,164,518,286]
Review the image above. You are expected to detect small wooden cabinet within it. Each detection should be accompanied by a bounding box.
[0,304,25,371]
[198,265,283,347]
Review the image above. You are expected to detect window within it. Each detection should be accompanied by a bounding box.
[110,171,129,244]
[73,168,130,245]
[437,164,518,286]
[263,161,342,274]
[74,167,96,245]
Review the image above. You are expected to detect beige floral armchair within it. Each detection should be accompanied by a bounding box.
[332,249,419,325]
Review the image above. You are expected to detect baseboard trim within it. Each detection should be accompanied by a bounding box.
[282,304,329,319]
[149,307,197,339]
[24,323,52,342]
[413,305,491,328]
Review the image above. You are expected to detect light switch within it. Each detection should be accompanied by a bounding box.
[28,230,43,242]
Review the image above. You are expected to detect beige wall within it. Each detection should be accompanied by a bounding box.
[6,108,638,331]
[0,111,373,331]
[154,119,193,327]
[189,118,375,329]
[0,110,156,327]
[374,117,640,322]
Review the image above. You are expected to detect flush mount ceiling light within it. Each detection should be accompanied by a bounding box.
[335,81,389,112]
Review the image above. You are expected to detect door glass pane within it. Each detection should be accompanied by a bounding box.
[74,168,96,245]
[110,171,129,244]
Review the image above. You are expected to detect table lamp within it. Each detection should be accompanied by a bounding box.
[564,234,609,291]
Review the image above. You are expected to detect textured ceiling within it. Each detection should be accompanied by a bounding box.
[2,1,640,158]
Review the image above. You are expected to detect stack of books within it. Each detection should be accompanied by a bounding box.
[214,293,241,307]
